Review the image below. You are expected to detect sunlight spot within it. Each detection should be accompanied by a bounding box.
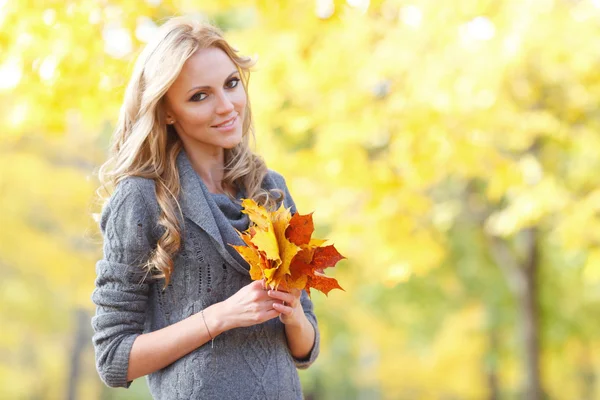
[135,16,158,42]
[460,16,495,42]
[519,154,543,185]
[39,55,58,81]
[347,0,370,14]
[16,32,33,47]
[400,5,422,29]
[432,201,460,231]
[503,34,522,58]
[66,3,75,16]
[89,9,101,24]
[0,58,22,90]
[485,211,517,237]
[10,103,28,127]
[42,9,56,26]
[315,0,334,19]
[385,263,412,285]
[103,25,132,58]
[99,75,111,91]
[0,0,7,25]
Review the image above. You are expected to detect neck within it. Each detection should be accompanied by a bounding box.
[183,145,228,194]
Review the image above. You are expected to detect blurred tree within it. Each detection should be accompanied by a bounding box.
[2,0,600,399]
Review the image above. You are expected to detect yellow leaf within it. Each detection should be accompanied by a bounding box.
[240,198,271,230]
[250,228,281,264]
[230,244,263,280]
[309,238,327,246]
[272,203,300,278]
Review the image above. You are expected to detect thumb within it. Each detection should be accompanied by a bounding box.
[251,279,266,289]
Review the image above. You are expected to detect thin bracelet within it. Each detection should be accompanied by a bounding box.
[201,308,215,348]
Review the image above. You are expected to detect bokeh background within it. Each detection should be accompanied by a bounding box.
[2,0,600,399]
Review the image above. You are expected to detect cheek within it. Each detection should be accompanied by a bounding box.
[183,106,213,126]
[232,90,247,110]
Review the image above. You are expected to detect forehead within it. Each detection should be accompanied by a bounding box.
[171,47,237,92]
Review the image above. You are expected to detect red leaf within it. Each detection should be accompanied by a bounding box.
[309,273,344,296]
[231,202,345,297]
[285,212,314,246]
[311,245,346,270]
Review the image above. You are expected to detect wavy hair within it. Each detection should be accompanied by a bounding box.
[97,16,282,286]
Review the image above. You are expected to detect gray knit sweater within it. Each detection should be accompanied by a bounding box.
[91,150,320,399]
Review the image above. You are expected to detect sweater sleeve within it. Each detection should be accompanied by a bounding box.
[293,289,321,369]
[273,172,321,369]
[91,179,155,388]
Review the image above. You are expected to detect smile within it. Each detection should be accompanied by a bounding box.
[212,115,237,128]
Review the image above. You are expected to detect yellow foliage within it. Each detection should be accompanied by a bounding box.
[2,0,600,398]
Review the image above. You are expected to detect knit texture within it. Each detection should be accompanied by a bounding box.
[91,150,320,399]
[209,187,250,267]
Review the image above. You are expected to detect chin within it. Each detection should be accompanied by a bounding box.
[221,133,244,149]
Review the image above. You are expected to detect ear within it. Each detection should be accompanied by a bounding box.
[162,102,176,125]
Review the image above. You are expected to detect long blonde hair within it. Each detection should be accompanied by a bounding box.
[97,17,280,286]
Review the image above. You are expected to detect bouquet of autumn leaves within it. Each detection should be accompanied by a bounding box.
[230,199,345,297]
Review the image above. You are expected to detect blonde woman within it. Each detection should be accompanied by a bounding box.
[91,16,319,399]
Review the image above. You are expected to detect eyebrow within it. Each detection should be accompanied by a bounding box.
[187,70,240,94]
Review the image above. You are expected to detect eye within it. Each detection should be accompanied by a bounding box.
[226,77,240,89]
[190,92,207,102]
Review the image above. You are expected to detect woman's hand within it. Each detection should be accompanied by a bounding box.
[267,288,305,327]
[219,279,282,330]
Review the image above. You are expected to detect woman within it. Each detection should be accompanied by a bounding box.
[91,16,319,399]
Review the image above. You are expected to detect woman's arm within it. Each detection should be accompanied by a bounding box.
[268,288,320,368]
[92,179,156,388]
[126,302,225,381]
[127,279,281,382]
[268,171,321,368]
[93,179,284,387]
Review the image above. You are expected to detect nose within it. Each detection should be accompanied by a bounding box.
[215,90,234,115]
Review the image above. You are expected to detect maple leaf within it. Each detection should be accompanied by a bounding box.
[231,232,262,280]
[285,212,314,246]
[240,199,270,231]
[229,198,345,296]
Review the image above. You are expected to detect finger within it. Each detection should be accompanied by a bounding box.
[273,302,295,316]
[263,309,281,321]
[267,290,296,305]
[275,287,301,298]
[252,279,266,289]
[264,299,283,308]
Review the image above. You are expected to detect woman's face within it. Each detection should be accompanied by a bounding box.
[163,47,247,155]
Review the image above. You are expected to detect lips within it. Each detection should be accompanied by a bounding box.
[212,115,237,128]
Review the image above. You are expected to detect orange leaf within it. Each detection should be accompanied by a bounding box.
[311,245,345,270]
[286,212,314,246]
[231,199,345,297]
[309,272,344,296]
[230,244,263,280]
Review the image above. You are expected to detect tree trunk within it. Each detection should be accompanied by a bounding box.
[488,227,542,400]
[486,321,500,400]
[519,227,541,400]
[67,308,90,400]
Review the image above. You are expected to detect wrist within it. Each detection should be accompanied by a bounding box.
[203,302,230,336]
[284,309,309,330]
